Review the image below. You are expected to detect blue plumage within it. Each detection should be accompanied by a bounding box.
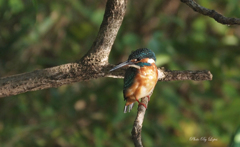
[123,48,155,102]
[128,48,156,61]
[136,62,151,67]
[109,48,158,113]
[123,67,137,100]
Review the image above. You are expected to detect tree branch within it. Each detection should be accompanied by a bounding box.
[0,0,127,97]
[80,0,127,66]
[0,0,214,98]
[161,69,212,81]
[131,97,149,147]
[107,68,213,81]
[181,0,240,25]
[0,64,212,98]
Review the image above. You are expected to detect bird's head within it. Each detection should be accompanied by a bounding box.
[110,48,156,72]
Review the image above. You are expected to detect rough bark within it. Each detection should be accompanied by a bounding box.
[80,0,127,66]
[0,0,127,98]
[0,65,212,98]
[181,0,240,25]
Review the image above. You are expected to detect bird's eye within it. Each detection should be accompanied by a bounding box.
[136,58,141,61]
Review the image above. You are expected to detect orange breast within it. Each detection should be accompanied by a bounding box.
[125,63,158,106]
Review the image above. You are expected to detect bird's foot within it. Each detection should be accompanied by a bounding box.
[136,99,147,109]
[147,95,150,101]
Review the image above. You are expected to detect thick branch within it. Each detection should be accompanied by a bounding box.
[181,0,240,25]
[80,0,127,66]
[0,0,128,97]
[0,64,212,98]
[0,0,213,99]
[0,63,103,98]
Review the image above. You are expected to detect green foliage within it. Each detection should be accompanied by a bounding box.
[1,0,240,146]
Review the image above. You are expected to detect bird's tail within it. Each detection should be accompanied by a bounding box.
[124,103,135,113]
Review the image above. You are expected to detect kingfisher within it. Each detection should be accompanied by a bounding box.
[110,48,159,113]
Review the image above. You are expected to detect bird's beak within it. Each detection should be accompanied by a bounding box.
[109,61,134,72]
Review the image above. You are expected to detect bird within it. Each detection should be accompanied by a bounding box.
[110,48,159,113]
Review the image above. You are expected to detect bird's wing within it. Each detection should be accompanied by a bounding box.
[123,67,137,101]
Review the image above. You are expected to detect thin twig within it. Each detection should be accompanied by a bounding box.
[131,97,149,147]
[107,67,213,82]
[181,0,240,25]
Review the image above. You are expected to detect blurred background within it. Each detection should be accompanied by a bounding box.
[0,0,240,146]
